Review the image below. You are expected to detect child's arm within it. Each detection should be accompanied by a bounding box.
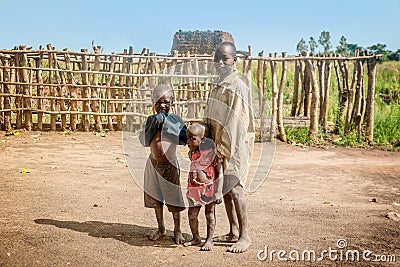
[214,162,224,204]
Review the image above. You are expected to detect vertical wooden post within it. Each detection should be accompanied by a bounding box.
[52,48,67,131]
[193,58,201,118]
[116,49,127,131]
[305,57,320,137]
[269,53,278,141]
[125,47,135,131]
[303,55,311,117]
[184,51,195,120]
[91,46,102,131]
[256,58,263,114]
[352,52,365,133]
[259,60,268,142]
[322,57,332,131]
[36,47,44,130]
[351,58,361,127]
[80,48,91,131]
[63,49,78,130]
[149,51,156,89]
[317,58,325,125]
[291,60,300,116]
[345,54,358,133]
[1,56,12,132]
[46,44,57,130]
[168,51,179,117]
[365,56,377,142]
[106,54,115,130]
[14,47,23,129]
[296,60,305,116]
[18,46,32,131]
[277,52,287,142]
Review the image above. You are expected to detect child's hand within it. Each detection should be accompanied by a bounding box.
[215,197,223,205]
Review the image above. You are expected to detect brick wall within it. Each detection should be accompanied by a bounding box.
[171,30,234,55]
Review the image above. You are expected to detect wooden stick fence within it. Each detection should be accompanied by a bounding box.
[0,45,379,142]
[243,48,379,142]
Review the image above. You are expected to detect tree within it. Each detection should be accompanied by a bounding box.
[296,38,308,53]
[336,36,348,56]
[386,49,400,61]
[309,37,318,54]
[367,43,387,54]
[347,43,364,56]
[318,31,332,54]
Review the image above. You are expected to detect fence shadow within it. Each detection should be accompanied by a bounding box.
[34,218,191,248]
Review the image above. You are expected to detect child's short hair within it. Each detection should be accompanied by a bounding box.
[152,84,174,104]
[195,121,210,138]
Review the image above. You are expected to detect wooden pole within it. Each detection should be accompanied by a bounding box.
[52,48,67,131]
[18,46,33,131]
[269,53,278,141]
[304,57,320,137]
[63,48,78,130]
[116,49,127,131]
[260,60,268,141]
[277,52,287,142]
[291,60,300,116]
[106,54,115,130]
[303,54,311,117]
[351,56,364,133]
[296,60,304,116]
[344,52,358,133]
[36,47,44,130]
[317,58,325,125]
[0,57,12,131]
[14,47,23,129]
[365,56,377,142]
[322,56,332,131]
[80,48,91,131]
[45,44,57,130]
[91,46,102,131]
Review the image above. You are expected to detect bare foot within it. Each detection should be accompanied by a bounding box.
[200,240,213,251]
[173,230,185,244]
[183,237,201,247]
[149,230,166,241]
[227,237,251,253]
[213,233,239,243]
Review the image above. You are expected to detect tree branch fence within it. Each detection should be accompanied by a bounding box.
[0,45,379,142]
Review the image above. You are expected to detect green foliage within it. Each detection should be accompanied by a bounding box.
[285,127,312,145]
[336,36,349,56]
[296,38,308,53]
[309,37,318,54]
[373,99,400,150]
[318,31,332,54]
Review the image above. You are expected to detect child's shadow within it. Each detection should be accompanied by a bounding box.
[34,218,190,248]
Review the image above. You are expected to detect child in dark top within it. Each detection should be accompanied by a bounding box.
[183,122,223,251]
[139,84,187,244]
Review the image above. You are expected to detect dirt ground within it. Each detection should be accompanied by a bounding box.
[0,131,399,266]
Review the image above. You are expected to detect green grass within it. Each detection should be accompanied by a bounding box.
[240,59,400,150]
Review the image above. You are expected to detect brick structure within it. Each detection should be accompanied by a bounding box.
[171,30,234,55]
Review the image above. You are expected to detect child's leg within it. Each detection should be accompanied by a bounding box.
[183,206,201,247]
[149,207,166,240]
[172,211,185,244]
[201,203,216,251]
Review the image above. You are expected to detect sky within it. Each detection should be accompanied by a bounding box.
[1,0,399,56]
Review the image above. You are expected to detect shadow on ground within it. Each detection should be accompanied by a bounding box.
[34,218,193,248]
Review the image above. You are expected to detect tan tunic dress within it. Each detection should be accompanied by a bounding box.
[204,70,255,187]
